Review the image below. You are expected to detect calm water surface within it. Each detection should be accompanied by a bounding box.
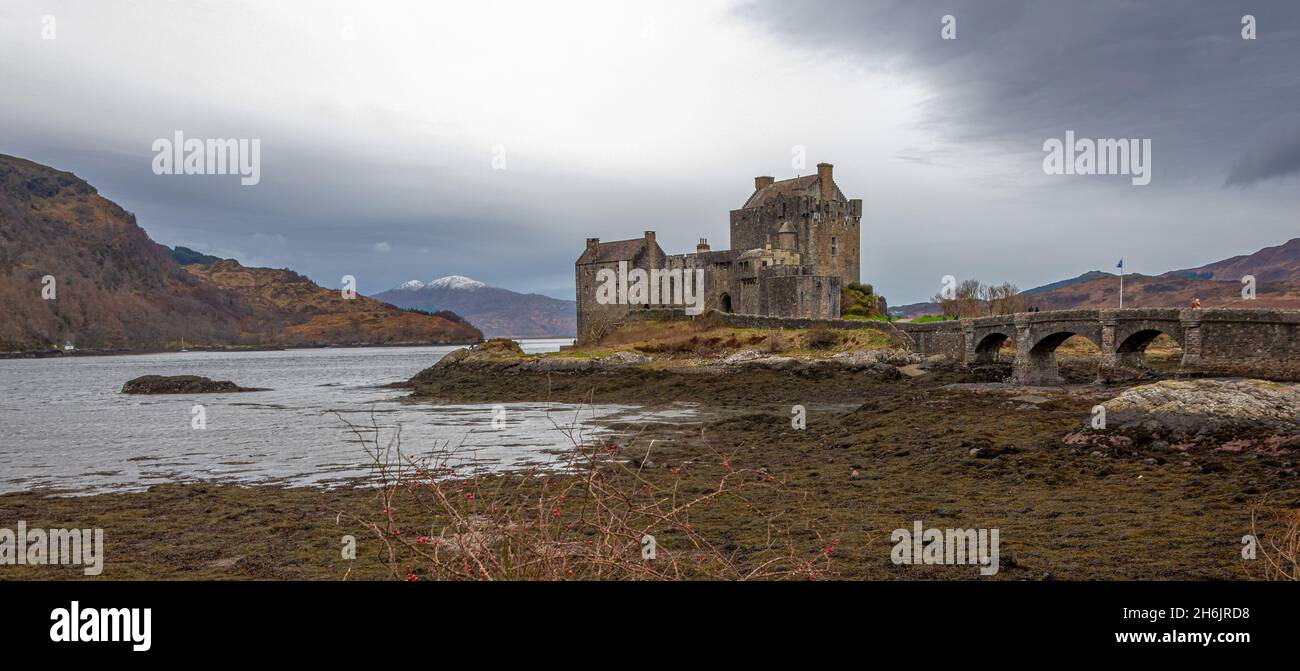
[0,340,698,494]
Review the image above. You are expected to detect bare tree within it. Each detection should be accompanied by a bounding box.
[931,279,1024,319]
[985,282,1025,316]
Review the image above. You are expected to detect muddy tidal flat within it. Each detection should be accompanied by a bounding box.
[6,339,1297,580]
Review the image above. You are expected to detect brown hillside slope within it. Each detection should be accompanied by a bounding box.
[1030,274,1300,310]
[0,154,479,351]
[1166,237,1300,284]
[183,260,481,346]
[897,238,1300,317]
[0,155,251,350]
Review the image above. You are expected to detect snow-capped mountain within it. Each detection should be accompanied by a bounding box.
[375,275,575,338]
[393,276,489,291]
[428,275,487,290]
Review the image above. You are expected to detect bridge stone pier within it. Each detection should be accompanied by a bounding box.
[935,308,1300,385]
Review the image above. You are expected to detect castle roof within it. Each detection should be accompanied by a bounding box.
[741,174,846,209]
[576,237,661,264]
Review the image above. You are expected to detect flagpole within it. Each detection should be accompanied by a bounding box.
[1119,266,1124,309]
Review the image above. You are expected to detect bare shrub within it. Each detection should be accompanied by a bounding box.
[1246,501,1300,581]
[334,412,835,581]
[579,315,617,345]
[805,329,840,351]
[764,332,785,354]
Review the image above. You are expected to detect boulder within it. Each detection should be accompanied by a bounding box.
[1102,379,1300,433]
[599,351,653,366]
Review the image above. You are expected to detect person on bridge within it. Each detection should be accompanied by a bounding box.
[1190,297,1202,309]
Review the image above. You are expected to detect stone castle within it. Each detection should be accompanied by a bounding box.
[576,162,862,339]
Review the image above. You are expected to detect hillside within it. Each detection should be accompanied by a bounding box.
[0,154,480,351]
[1165,238,1300,284]
[1024,274,1300,311]
[892,238,1300,318]
[1029,238,1300,310]
[1021,270,1116,296]
[0,155,249,350]
[375,276,576,338]
[184,261,481,346]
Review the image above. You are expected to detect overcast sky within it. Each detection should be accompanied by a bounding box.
[2,0,1297,304]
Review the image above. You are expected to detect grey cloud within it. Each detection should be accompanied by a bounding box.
[1225,128,1300,186]
[735,0,1300,182]
[5,1,1300,307]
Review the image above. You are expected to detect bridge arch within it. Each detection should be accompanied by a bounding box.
[973,331,1012,363]
[1029,330,1089,354]
[1017,329,1104,384]
[1116,328,1171,353]
[1108,327,1185,378]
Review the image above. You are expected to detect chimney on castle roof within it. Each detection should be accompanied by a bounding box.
[816,163,834,201]
[755,175,774,191]
[644,231,656,244]
[696,238,711,254]
[586,237,600,251]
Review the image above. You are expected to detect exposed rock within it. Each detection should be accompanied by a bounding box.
[752,356,801,370]
[723,349,763,363]
[122,375,265,394]
[832,348,924,367]
[1102,379,1300,433]
[435,347,476,367]
[475,338,525,356]
[599,351,653,365]
[517,357,597,372]
[897,363,928,378]
[431,340,528,370]
[1062,379,1300,458]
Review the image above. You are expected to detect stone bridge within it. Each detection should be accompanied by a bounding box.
[900,308,1300,384]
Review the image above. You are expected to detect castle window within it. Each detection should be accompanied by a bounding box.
[831,237,837,257]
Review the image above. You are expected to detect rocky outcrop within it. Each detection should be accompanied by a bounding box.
[1101,379,1300,433]
[122,375,265,394]
[475,338,525,356]
[407,343,913,407]
[1062,379,1300,457]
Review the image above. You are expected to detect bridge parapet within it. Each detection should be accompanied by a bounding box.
[1187,308,1300,380]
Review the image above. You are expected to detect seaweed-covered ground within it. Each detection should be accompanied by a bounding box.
[3,331,1296,580]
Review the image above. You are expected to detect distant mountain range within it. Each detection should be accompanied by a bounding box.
[375,277,576,338]
[0,154,481,351]
[893,238,1300,318]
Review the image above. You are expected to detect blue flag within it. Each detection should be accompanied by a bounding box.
[1116,258,1123,269]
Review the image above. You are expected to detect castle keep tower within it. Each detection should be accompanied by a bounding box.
[729,162,861,286]
[575,162,862,340]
